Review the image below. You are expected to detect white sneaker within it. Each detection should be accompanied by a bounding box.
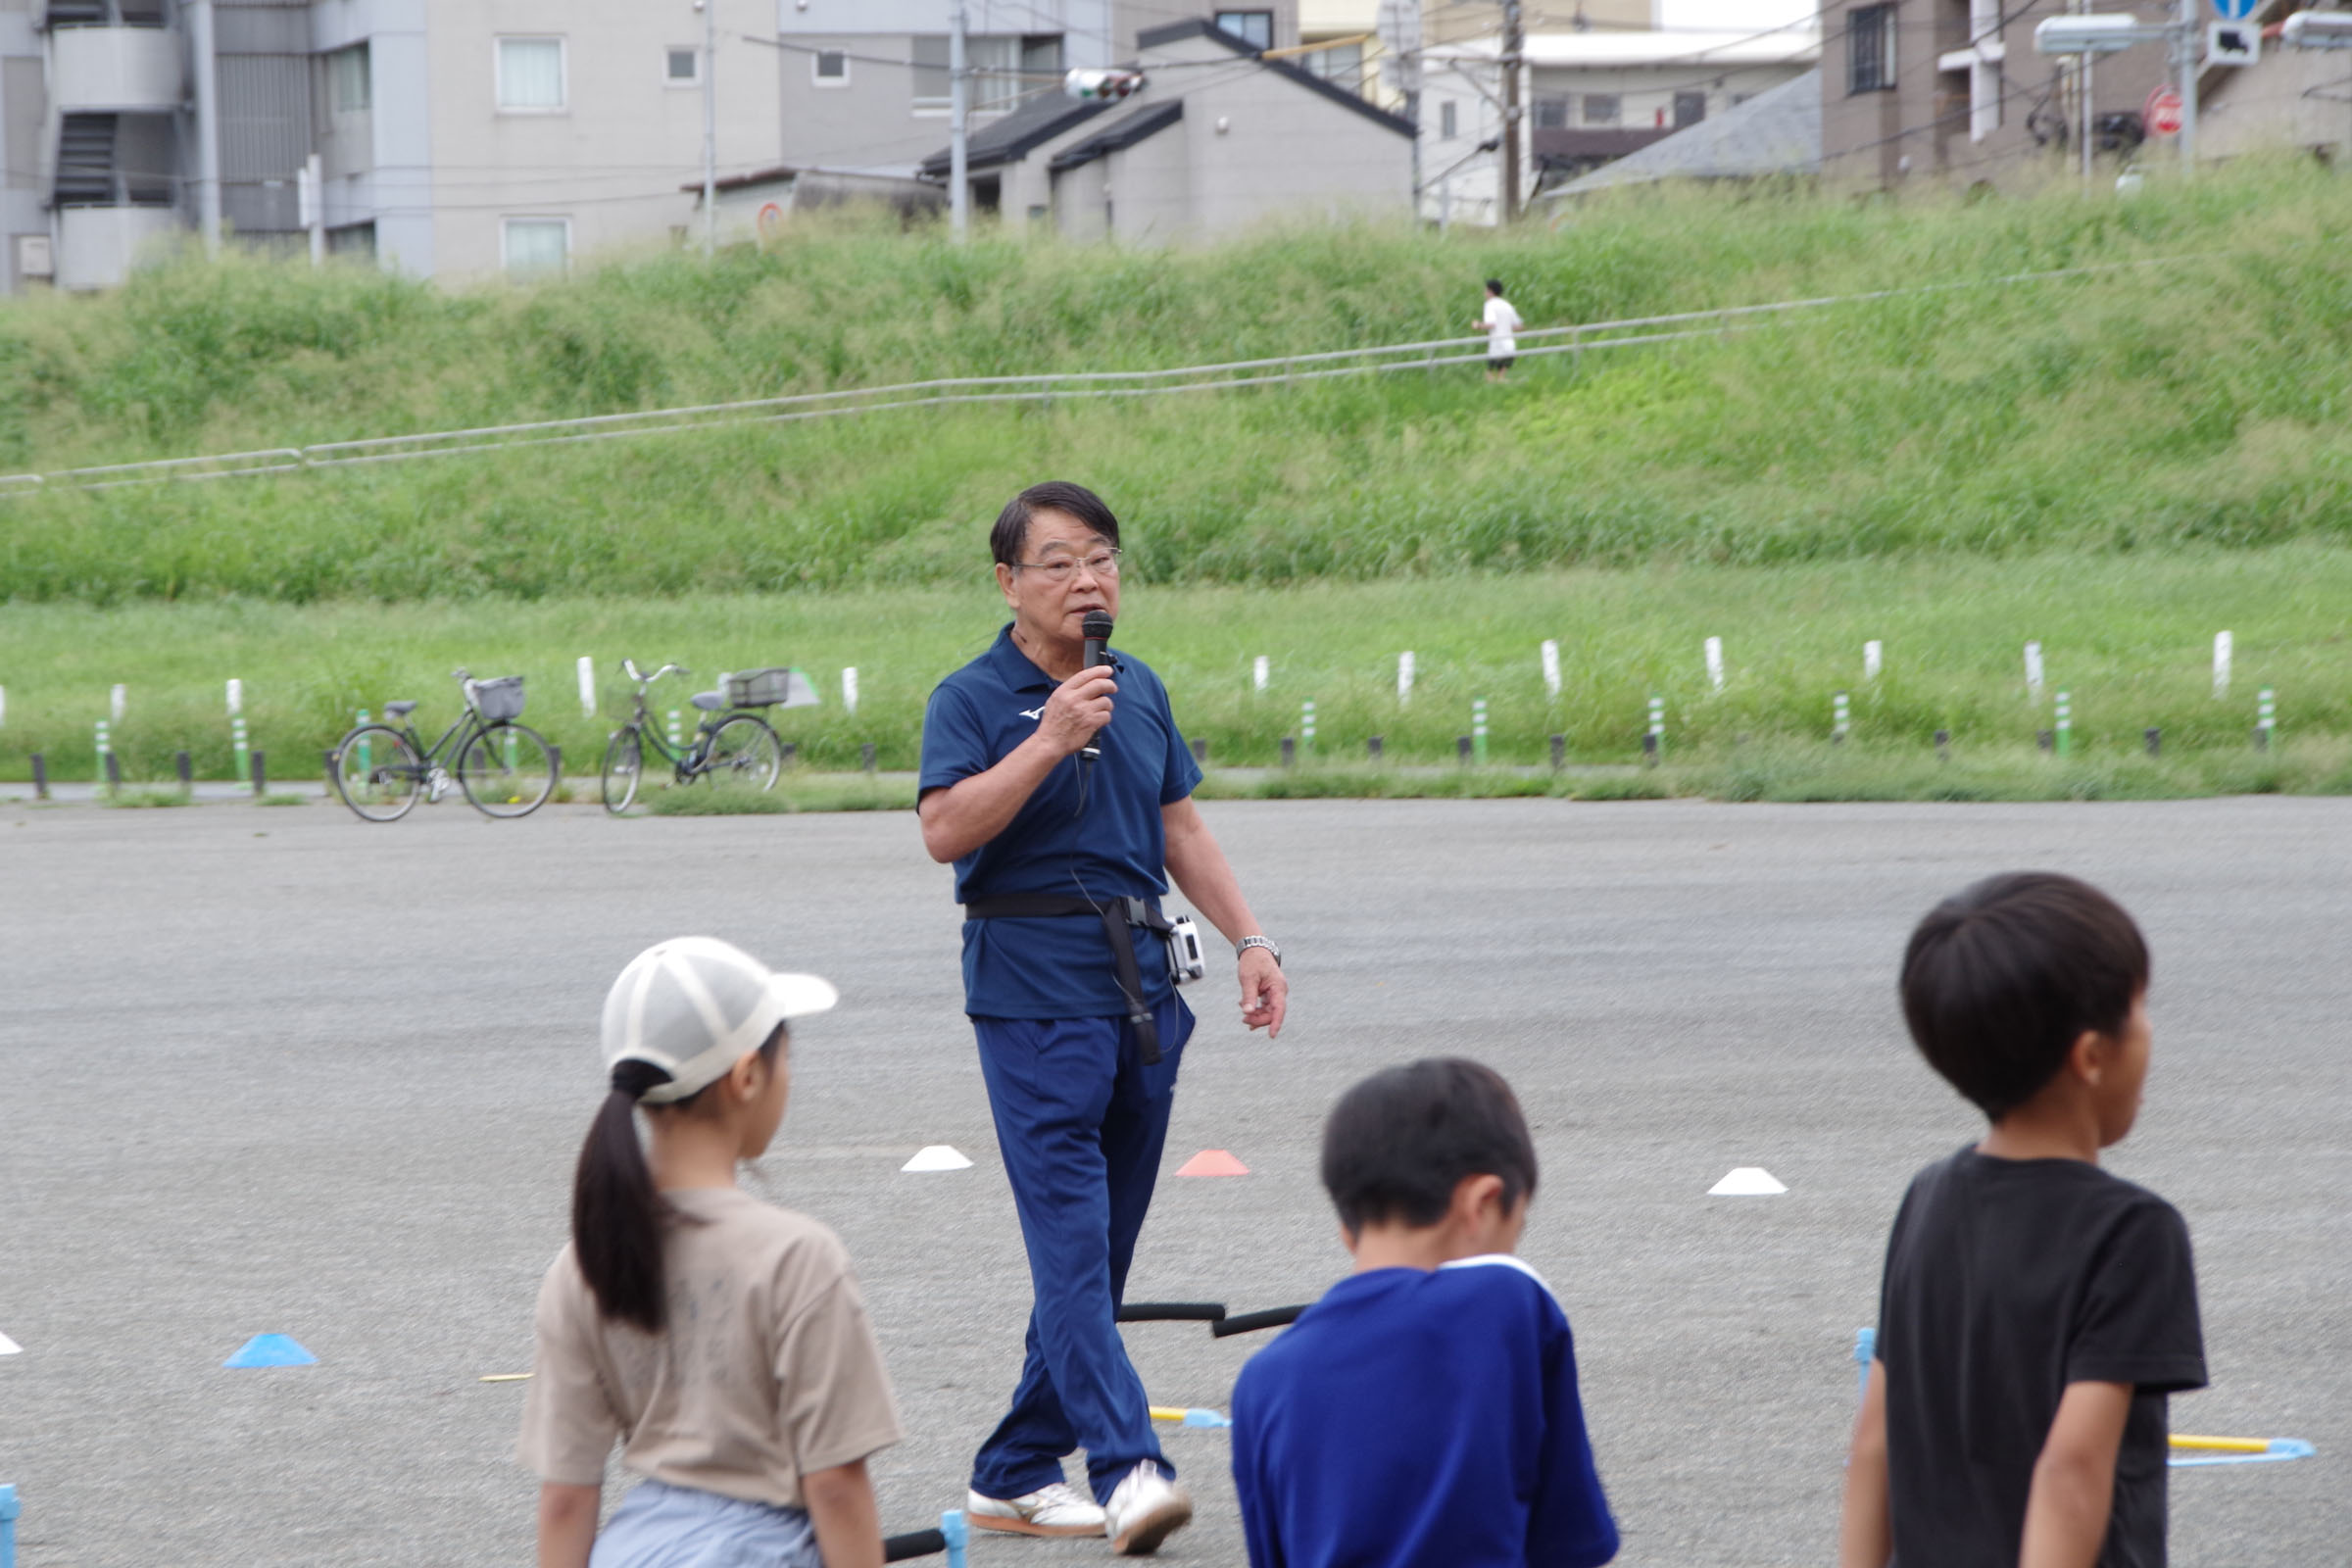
[1102,1461,1193,1556]
[966,1480,1106,1538]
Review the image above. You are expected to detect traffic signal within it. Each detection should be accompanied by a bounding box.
[1065,68,1146,101]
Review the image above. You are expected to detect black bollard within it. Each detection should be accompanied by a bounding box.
[779,742,797,767]
[1190,736,1207,765]
[859,743,876,773]
[1549,733,1565,771]
[1279,737,1295,768]
[1455,735,1472,764]
[174,750,193,788]
[1642,732,1658,766]
[1367,735,1383,761]
[30,752,48,800]
[103,751,122,791]
[321,748,338,785]
[2036,730,2053,753]
[2144,727,2161,758]
[1934,729,1950,762]
[250,750,267,797]
[547,744,563,782]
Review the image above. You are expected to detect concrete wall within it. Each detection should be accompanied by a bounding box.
[1100,113,1190,240]
[1,2,47,293]
[1174,48,1409,233]
[420,0,780,280]
[2200,43,2352,165]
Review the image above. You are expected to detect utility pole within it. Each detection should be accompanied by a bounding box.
[2172,0,2198,172]
[1499,0,1523,222]
[188,0,221,256]
[701,0,717,255]
[950,2,970,241]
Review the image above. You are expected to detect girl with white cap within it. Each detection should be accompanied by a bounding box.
[519,937,902,1568]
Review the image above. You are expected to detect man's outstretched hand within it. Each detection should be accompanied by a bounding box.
[1239,947,1287,1039]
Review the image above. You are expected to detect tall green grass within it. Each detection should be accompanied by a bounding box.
[5,165,2352,602]
[2,546,2343,780]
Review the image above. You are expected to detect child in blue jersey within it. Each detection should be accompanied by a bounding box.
[1230,1058,1618,1568]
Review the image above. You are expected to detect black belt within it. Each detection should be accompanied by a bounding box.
[964,894,1172,1063]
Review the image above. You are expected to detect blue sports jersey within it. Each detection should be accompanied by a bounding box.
[918,623,1202,1020]
[1230,1256,1618,1568]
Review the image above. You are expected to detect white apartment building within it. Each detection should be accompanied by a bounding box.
[0,0,787,292]
[771,1,1298,178]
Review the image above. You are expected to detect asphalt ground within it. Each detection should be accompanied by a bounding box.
[1,796,2344,1567]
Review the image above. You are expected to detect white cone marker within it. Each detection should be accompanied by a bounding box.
[1708,1166,1787,1197]
[902,1145,973,1173]
[0,1329,24,1355]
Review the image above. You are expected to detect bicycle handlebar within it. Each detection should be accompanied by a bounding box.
[623,661,688,688]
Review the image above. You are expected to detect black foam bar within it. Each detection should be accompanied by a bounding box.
[1117,1300,1228,1324]
[883,1529,945,1561]
[1211,1304,1307,1339]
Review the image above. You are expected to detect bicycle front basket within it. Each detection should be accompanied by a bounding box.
[467,675,527,722]
[723,666,814,709]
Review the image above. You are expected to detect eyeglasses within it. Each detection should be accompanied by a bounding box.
[1011,548,1122,583]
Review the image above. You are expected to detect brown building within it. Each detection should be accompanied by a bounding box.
[1819,0,2174,191]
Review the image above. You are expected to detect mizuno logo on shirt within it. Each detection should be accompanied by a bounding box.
[1018,706,1045,720]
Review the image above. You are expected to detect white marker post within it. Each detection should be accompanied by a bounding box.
[1252,656,1269,695]
[2024,641,2045,701]
[1704,637,1725,693]
[1540,639,1561,699]
[226,678,243,715]
[0,685,7,728]
[841,667,859,716]
[1396,651,1415,704]
[576,656,597,717]
[1300,699,1317,753]
[1864,640,1883,681]
[2213,631,2232,700]
[110,684,126,723]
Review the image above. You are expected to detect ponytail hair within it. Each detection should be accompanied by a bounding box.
[572,1059,676,1333]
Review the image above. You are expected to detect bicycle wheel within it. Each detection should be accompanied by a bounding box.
[602,727,644,814]
[332,725,424,823]
[458,721,557,818]
[706,714,784,794]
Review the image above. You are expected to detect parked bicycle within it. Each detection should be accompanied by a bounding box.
[332,669,559,822]
[601,661,799,813]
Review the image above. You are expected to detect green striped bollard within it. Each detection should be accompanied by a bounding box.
[1472,699,1489,764]
[1300,699,1316,756]
[355,710,370,777]
[233,716,250,784]
[95,719,111,786]
[668,710,684,752]
[2257,687,2276,751]
[1645,696,1664,763]
[2055,691,2072,758]
[1833,690,1850,745]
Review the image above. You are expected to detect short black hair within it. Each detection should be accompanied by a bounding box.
[989,480,1122,568]
[1486,278,1505,295]
[1320,1057,1538,1235]
[1899,872,2150,1121]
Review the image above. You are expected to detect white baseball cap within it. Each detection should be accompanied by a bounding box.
[601,937,838,1104]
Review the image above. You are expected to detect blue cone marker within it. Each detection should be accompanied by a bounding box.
[223,1334,317,1368]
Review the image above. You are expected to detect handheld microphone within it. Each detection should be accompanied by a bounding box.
[1080,611,1113,764]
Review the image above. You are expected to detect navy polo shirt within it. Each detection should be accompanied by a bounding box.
[919,623,1202,1020]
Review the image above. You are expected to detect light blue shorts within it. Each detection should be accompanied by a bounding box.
[588,1479,821,1568]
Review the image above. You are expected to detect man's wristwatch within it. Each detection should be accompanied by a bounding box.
[1236,935,1282,967]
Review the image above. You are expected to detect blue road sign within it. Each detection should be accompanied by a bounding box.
[2213,0,2256,19]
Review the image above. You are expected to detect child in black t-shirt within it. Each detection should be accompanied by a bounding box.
[1838,872,2206,1568]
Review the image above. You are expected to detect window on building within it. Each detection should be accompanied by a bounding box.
[497,37,565,111]
[666,47,700,86]
[911,34,1056,112]
[1212,11,1275,50]
[1848,5,1895,94]
[1674,90,1706,127]
[503,218,570,277]
[329,43,370,114]
[1582,93,1620,125]
[1440,99,1457,138]
[1302,40,1364,90]
[813,49,848,86]
[1533,94,1568,129]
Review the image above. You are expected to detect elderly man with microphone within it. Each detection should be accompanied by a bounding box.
[918,480,1287,1556]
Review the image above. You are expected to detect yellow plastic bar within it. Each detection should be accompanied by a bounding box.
[1148,1406,1187,1422]
[2169,1434,2271,1452]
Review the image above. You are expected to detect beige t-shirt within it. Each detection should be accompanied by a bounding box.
[518,1187,903,1508]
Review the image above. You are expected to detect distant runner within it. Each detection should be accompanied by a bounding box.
[1477,278,1524,383]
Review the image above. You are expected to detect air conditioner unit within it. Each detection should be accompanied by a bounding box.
[16,234,53,279]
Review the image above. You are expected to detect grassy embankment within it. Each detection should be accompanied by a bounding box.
[4,168,2352,798]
